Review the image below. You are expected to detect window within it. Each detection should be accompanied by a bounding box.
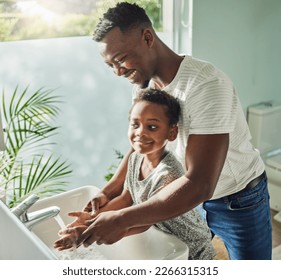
[0,0,164,41]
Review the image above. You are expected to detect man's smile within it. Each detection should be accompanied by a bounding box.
[124,70,137,81]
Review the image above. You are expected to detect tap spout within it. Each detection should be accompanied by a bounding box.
[11,194,60,230]
[24,206,60,230]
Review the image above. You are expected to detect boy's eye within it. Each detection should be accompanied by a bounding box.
[131,123,139,129]
[148,125,157,130]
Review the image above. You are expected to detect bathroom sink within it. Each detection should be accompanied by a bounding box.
[30,185,189,260]
[0,199,56,260]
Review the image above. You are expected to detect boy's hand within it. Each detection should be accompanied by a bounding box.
[53,225,87,251]
[54,211,95,250]
[83,192,109,214]
[66,211,94,227]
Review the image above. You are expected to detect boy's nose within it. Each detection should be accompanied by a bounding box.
[135,126,145,136]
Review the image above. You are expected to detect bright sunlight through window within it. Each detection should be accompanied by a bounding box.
[0,0,164,42]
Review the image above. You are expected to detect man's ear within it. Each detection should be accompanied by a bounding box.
[142,28,154,47]
[168,125,178,141]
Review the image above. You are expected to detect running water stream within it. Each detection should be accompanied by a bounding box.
[52,214,107,260]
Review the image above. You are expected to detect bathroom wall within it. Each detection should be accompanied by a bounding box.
[191,0,281,109]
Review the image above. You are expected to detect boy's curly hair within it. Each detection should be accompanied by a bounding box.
[132,89,181,126]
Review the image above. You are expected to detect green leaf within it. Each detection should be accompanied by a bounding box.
[0,86,73,207]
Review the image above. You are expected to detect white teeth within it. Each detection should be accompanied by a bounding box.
[134,140,152,144]
[128,70,136,80]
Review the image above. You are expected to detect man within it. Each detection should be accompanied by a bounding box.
[77,2,272,259]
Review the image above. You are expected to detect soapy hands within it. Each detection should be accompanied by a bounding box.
[53,210,129,250]
[53,211,95,251]
[53,192,110,251]
[77,210,129,247]
[53,188,137,250]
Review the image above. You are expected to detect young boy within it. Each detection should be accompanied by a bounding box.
[54,89,215,260]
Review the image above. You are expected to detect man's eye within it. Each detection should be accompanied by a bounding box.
[106,63,113,68]
[116,57,126,64]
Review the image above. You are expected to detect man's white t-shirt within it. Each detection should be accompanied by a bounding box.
[133,56,264,199]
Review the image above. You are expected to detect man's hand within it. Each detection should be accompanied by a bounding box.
[77,210,129,246]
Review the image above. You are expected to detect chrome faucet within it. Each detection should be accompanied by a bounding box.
[11,194,60,230]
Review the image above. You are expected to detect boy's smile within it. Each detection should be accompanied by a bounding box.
[128,101,177,158]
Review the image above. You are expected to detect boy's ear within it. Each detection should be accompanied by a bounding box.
[168,125,178,141]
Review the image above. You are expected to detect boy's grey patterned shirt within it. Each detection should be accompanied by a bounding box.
[124,150,215,260]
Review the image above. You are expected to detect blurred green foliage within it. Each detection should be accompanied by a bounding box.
[0,0,162,42]
[104,150,124,182]
[0,0,19,41]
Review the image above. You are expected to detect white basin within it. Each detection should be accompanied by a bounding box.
[32,185,189,260]
[0,200,56,260]
[0,186,189,260]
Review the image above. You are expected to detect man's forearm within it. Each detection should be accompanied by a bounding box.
[125,225,151,236]
[119,175,209,228]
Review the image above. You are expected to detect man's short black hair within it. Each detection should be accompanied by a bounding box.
[131,89,181,126]
[93,2,152,42]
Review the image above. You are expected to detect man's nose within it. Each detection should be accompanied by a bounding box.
[113,64,126,76]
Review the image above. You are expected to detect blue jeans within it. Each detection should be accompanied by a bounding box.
[202,174,272,260]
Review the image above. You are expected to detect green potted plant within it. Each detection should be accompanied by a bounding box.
[0,85,72,208]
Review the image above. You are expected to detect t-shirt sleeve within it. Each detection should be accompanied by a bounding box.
[187,77,238,134]
[149,155,184,197]
[148,170,179,197]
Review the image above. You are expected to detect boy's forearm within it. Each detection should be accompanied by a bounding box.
[101,147,134,199]
[99,189,133,213]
